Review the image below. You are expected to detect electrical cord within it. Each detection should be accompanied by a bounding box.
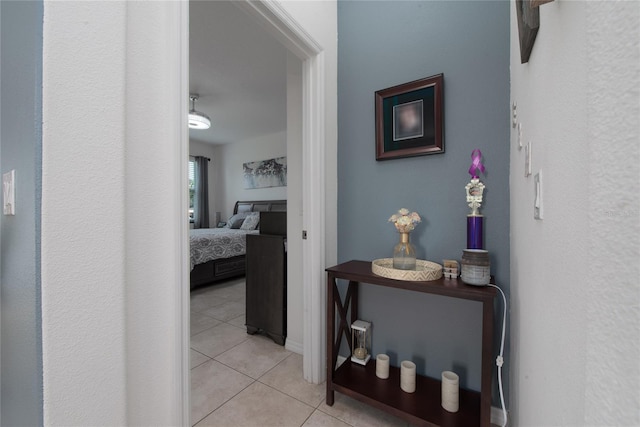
[487,283,508,427]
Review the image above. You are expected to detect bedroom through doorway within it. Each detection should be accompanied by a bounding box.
[186,2,316,421]
[187,0,305,345]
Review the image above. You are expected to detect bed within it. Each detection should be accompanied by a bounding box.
[190,200,286,288]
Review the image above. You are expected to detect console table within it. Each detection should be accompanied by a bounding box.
[326,260,496,427]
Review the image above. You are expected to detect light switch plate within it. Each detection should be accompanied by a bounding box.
[524,141,532,177]
[3,170,15,215]
[534,170,543,220]
[517,123,523,150]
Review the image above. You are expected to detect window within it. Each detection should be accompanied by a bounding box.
[189,157,195,222]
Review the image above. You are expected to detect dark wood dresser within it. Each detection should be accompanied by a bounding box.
[245,212,287,345]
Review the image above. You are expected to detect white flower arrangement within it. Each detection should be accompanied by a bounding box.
[388,208,421,233]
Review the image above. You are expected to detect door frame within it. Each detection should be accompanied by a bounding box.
[179,0,327,422]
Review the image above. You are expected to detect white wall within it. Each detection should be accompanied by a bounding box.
[280,0,338,272]
[509,1,639,425]
[190,139,220,225]
[40,0,336,423]
[42,3,128,423]
[218,130,287,218]
[42,2,186,424]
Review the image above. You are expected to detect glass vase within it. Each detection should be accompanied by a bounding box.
[393,232,417,270]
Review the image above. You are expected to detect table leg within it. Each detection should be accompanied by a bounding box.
[349,281,358,326]
[326,273,335,406]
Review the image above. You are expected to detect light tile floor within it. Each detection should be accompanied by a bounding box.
[190,278,411,427]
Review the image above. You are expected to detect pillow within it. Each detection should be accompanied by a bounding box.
[225,213,248,229]
[240,212,260,230]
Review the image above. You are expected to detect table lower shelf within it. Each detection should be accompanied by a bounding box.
[330,361,481,427]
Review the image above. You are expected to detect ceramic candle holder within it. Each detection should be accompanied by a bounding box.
[376,354,389,379]
[441,371,460,413]
[400,361,416,393]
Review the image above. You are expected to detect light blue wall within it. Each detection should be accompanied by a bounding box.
[1,1,44,424]
[337,0,510,404]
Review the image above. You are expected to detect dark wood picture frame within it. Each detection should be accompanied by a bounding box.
[375,74,444,161]
[516,0,540,63]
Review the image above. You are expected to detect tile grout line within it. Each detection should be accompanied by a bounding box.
[193,281,344,427]
[191,377,256,427]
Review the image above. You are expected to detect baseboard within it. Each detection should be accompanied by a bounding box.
[491,405,507,426]
[284,338,303,355]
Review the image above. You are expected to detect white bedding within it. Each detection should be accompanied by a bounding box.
[190,228,258,270]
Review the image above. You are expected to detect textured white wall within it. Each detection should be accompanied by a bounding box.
[42,3,128,424]
[42,2,186,424]
[40,0,335,423]
[510,1,639,425]
[583,2,639,424]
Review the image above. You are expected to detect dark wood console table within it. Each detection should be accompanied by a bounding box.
[326,260,496,427]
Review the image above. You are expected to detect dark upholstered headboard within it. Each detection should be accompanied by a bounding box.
[233,200,287,214]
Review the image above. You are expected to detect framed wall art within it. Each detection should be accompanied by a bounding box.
[375,74,444,161]
[515,0,539,63]
[243,156,287,189]
[515,0,554,63]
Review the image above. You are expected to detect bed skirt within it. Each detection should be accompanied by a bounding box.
[190,255,246,288]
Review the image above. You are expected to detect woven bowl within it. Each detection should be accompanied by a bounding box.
[371,258,443,281]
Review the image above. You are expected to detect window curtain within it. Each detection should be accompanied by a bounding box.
[194,156,210,228]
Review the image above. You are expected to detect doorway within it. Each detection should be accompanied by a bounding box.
[181,0,328,423]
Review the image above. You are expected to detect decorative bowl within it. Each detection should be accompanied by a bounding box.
[371,258,443,281]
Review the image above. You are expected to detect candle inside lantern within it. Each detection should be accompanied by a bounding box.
[353,328,367,359]
[350,320,372,365]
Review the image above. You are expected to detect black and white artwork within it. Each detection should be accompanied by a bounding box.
[243,156,287,189]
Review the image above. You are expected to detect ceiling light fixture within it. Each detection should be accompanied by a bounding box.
[188,94,211,130]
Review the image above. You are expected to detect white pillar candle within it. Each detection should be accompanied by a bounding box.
[441,371,460,413]
[376,354,390,379]
[400,361,416,393]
